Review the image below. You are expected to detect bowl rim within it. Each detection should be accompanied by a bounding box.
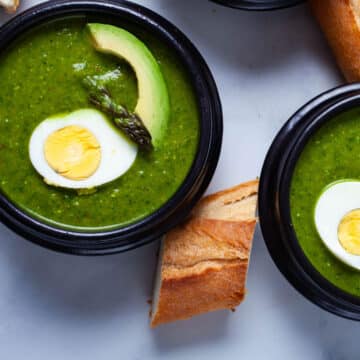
[259,83,360,320]
[0,0,223,255]
[209,0,304,11]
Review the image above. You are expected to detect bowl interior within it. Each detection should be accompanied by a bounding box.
[210,0,304,11]
[279,95,360,304]
[0,0,222,254]
[259,84,360,319]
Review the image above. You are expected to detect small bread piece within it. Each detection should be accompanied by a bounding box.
[192,179,258,221]
[151,180,258,327]
[310,0,360,82]
[0,0,19,13]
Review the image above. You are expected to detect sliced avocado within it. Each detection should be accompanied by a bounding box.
[87,23,170,147]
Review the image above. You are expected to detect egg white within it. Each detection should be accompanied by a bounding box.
[314,180,360,269]
[29,109,138,189]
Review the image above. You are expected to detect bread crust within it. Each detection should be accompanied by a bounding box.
[151,180,258,327]
[152,261,248,326]
[193,179,258,221]
[310,0,360,82]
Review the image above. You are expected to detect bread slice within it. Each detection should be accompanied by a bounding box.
[0,0,19,13]
[151,180,258,327]
[310,0,360,82]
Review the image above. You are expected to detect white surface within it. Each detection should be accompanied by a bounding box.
[0,1,358,359]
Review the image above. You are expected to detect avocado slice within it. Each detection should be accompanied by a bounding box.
[87,23,170,147]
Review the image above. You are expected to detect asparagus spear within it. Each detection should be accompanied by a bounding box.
[83,76,153,151]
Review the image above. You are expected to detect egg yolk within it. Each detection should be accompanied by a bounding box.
[338,209,360,255]
[44,125,101,180]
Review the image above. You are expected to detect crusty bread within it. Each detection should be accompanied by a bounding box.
[310,0,360,82]
[0,0,19,13]
[151,180,258,327]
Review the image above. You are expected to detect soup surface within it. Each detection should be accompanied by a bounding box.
[0,20,199,230]
[290,109,360,296]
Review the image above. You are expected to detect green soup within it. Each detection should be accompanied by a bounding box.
[0,20,200,230]
[290,109,360,296]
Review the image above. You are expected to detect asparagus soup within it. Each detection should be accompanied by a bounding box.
[0,19,200,230]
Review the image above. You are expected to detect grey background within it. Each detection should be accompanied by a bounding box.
[0,1,358,359]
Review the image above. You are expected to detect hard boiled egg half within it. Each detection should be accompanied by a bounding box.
[314,180,360,269]
[29,109,137,189]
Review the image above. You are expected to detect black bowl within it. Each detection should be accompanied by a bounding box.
[210,0,303,11]
[0,0,223,255]
[259,83,360,320]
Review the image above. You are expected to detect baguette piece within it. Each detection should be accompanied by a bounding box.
[0,0,19,13]
[151,180,258,327]
[310,0,360,82]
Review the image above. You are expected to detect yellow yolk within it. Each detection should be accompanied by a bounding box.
[44,125,101,180]
[338,209,360,255]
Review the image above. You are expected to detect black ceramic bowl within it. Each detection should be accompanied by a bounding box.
[210,0,303,11]
[0,0,223,255]
[259,83,360,320]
